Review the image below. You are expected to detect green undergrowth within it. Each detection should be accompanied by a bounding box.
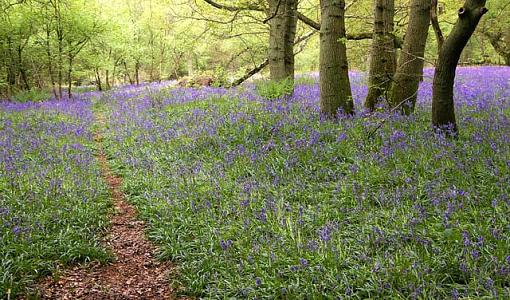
[0,107,112,298]
[101,88,510,298]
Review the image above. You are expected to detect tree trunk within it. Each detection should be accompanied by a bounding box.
[319,0,353,117]
[17,46,30,90]
[67,55,73,99]
[364,0,396,111]
[105,69,111,90]
[268,0,298,84]
[432,0,488,134]
[389,0,431,115]
[95,68,103,91]
[123,61,134,85]
[57,36,63,100]
[6,38,17,91]
[46,26,58,100]
[135,61,140,85]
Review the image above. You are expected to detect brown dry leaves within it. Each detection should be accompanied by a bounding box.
[33,126,178,299]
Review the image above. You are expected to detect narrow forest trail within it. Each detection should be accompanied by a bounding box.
[35,113,176,299]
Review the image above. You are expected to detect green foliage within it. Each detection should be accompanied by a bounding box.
[295,75,318,86]
[12,89,51,103]
[0,106,112,297]
[99,70,510,298]
[255,78,294,100]
[210,67,229,88]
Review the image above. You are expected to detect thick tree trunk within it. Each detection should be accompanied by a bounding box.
[390,0,431,115]
[364,0,396,111]
[432,0,488,134]
[268,0,298,84]
[319,0,353,117]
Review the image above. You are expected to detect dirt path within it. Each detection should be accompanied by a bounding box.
[35,115,176,299]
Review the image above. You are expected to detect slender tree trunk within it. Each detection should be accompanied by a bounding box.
[364,0,396,111]
[57,36,63,99]
[390,0,431,115]
[17,46,30,90]
[135,61,140,85]
[123,61,134,85]
[105,69,111,90]
[95,68,103,91]
[268,0,298,84]
[319,0,353,117]
[45,27,58,100]
[432,0,488,134]
[6,38,16,91]
[67,55,73,99]
[112,62,117,87]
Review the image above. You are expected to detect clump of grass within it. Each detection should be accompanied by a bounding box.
[12,88,51,102]
[255,77,294,100]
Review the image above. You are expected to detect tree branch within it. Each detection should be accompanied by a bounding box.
[431,0,444,51]
[202,0,263,12]
[231,31,317,87]
[263,0,282,24]
[297,12,320,30]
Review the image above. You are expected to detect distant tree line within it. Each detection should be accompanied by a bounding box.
[1,0,508,133]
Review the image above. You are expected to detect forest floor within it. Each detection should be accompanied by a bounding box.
[34,114,177,299]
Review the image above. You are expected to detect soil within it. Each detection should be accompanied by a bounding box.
[33,116,178,299]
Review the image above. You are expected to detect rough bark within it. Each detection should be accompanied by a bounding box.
[364,0,397,111]
[390,0,431,115]
[320,0,353,117]
[432,0,488,134]
[268,0,298,84]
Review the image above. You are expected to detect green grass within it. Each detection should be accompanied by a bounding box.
[102,86,510,298]
[0,106,112,298]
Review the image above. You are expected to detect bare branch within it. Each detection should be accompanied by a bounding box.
[202,0,263,12]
